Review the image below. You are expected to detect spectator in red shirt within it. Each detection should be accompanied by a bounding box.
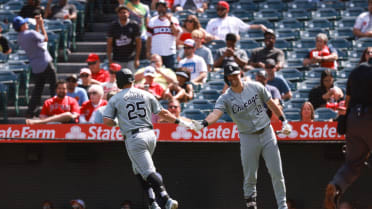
[26,80,80,125]
[79,84,107,123]
[135,66,164,100]
[86,53,110,83]
[101,63,121,99]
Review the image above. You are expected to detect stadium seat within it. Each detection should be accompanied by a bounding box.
[335,17,357,28]
[314,107,337,121]
[287,48,309,59]
[284,98,307,109]
[44,19,68,61]
[295,38,316,49]
[336,49,349,61]
[318,0,346,10]
[329,38,353,50]
[283,9,312,21]
[274,39,293,51]
[293,88,311,99]
[232,8,254,22]
[206,40,225,51]
[346,0,368,8]
[2,1,23,13]
[9,50,29,63]
[4,61,30,105]
[340,59,360,68]
[259,0,288,12]
[341,7,366,18]
[301,28,330,39]
[284,111,301,121]
[305,67,336,79]
[278,68,304,82]
[334,79,347,90]
[284,59,303,69]
[276,19,304,31]
[249,19,275,30]
[185,99,214,114]
[0,70,19,115]
[181,109,206,120]
[46,31,60,64]
[313,8,341,20]
[298,79,320,90]
[276,29,300,41]
[159,100,168,109]
[3,31,18,43]
[240,29,265,41]
[288,0,318,11]
[0,82,8,121]
[0,10,16,24]
[354,37,372,49]
[237,39,261,50]
[254,9,283,22]
[348,48,364,59]
[204,80,225,92]
[208,71,225,81]
[306,19,334,30]
[197,89,220,103]
[329,28,354,40]
[336,67,354,79]
[232,1,258,12]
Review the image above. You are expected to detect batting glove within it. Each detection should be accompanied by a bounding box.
[178,119,196,130]
[281,120,292,136]
[191,120,205,131]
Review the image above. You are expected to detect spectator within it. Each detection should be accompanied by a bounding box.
[300,101,315,122]
[247,29,285,70]
[19,0,45,18]
[205,1,267,41]
[13,15,57,118]
[78,68,93,91]
[147,0,182,70]
[86,53,110,83]
[66,74,88,106]
[150,0,173,10]
[120,200,132,209]
[135,66,165,99]
[70,199,85,209]
[163,69,193,102]
[308,69,344,110]
[0,26,12,55]
[156,99,188,122]
[178,29,214,71]
[134,54,177,90]
[353,0,372,39]
[265,59,292,100]
[107,5,141,73]
[303,33,338,70]
[25,80,80,125]
[214,33,248,70]
[176,15,210,46]
[178,39,208,84]
[173,0,208,13]
[42,200,54,209]
[124,0,150,60]
[102,63,121,99]
[359,47,372,64]
[80,84,107,123]
[90,91,117,124]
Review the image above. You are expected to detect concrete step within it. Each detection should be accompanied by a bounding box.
[90,22,111,33]
[75,42,107,52]
[57,62,87,73]
[67,52,106,63]
[82,32,107,42]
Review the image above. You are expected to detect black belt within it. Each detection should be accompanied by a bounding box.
[252,127,265,135]
[131,126,153,135]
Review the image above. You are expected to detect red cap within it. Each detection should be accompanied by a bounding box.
[217,1,229,10]
[109,63,122,72]
[86,53,100,62]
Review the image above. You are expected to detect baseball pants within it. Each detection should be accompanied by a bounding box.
[240,125,287,209]
[125,129,157,179]
[331,108,372,193]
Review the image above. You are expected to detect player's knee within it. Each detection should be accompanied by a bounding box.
[146,172,164,187]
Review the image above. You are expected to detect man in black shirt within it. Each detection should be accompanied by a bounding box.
[19,0,45,18]
[107,5,141,73]
[324,59,372,209]
[0,26,11,55]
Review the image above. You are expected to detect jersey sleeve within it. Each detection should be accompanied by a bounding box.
[214,95,226,112]
[237,17,250,32]
[198,57,208,73]
[353,13,364,29]
[149,93,162,114]
[103,97,117,120]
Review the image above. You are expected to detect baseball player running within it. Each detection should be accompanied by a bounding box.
[192,63,292,209]
[103,69,194,209]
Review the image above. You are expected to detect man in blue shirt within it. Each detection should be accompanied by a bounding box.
[13,15,57,118]
[66,75,88,106]
[265,59,292,100]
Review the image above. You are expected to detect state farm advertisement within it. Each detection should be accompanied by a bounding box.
[0,122,345,143]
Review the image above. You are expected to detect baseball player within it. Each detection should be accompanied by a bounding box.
[103,69,194,209]
[192,63,292,209]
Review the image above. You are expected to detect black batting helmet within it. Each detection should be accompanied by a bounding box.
[224,62,240,86]
[116,68,134,89]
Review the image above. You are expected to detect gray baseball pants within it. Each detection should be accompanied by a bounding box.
[240,125,288,209]
[125,129,157,179]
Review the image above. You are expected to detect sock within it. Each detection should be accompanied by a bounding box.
[146,172,170,206]
[136,174,155,204]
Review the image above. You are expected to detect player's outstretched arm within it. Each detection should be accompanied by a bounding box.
[266,99,292,135]
[157,109,195,129]
[192,109,224,131]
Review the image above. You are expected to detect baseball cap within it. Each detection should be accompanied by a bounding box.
[264,29,276,37]
[256,70,267,78]
[86,53,100,63]
[184,39,195,48]
[71,199,85,208]
[176,71,189,79]
[224,62,240,76]
[66,74,78,82]
[116,4,130,13]
[217,1,229,10]
[144,66,156,77]
[80,68,92,75]
[12,16,28,31]
[265,59,276,68]
[109,63,122,72]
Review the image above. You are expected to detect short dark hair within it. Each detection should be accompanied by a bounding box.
[121,200,132,207]
[56,80,66,88]
[225,33,237,42]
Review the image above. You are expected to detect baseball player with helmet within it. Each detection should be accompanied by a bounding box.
[103,68,195,209]
[192,62,292,209]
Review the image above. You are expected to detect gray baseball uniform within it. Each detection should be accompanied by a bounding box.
[215,81,287,209]
[103,87,162,179]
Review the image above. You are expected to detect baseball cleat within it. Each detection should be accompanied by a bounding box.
[245,194,257,209]
[149,201,161,209]
[324,184,340,209]
[165,198,178,209]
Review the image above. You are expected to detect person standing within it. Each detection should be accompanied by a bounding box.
[103,68,195,209]
[191,63,292,209]
[107,5,141,73]
[323,59,372,209]
[13,15,57,118]
[147,0,182,70]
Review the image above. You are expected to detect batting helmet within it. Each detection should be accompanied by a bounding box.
[224,62,240,86]
[116,68,134,89]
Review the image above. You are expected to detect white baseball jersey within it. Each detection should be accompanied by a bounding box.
[147,16,182,56]
[215,81,272,133]
[206,16,251,40]
[353,12,372,34]
[103,87,162,135]
[178,54,208,82]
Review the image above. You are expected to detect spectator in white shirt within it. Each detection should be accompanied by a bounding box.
[353,0,372,39]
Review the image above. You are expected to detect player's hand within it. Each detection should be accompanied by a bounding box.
[281,120,292,136]
[178,119,196,130]
[191,120,204,131]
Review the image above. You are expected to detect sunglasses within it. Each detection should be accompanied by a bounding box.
[87,61,97,65]
[89,91,98,95]
[109,70,116,74]
[168,105,179,109]
[216,8,226,11]
[184,46,194,50]
[185,19,194,23]
[80,74,89,78]
[367,51,372,55]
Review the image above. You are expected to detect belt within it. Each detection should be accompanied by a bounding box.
[131,126,153,135]
[252,127,265,135]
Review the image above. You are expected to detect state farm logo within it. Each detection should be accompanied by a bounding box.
[65,126,86,139]
[171,126,192,140]
[277,130,298,139]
